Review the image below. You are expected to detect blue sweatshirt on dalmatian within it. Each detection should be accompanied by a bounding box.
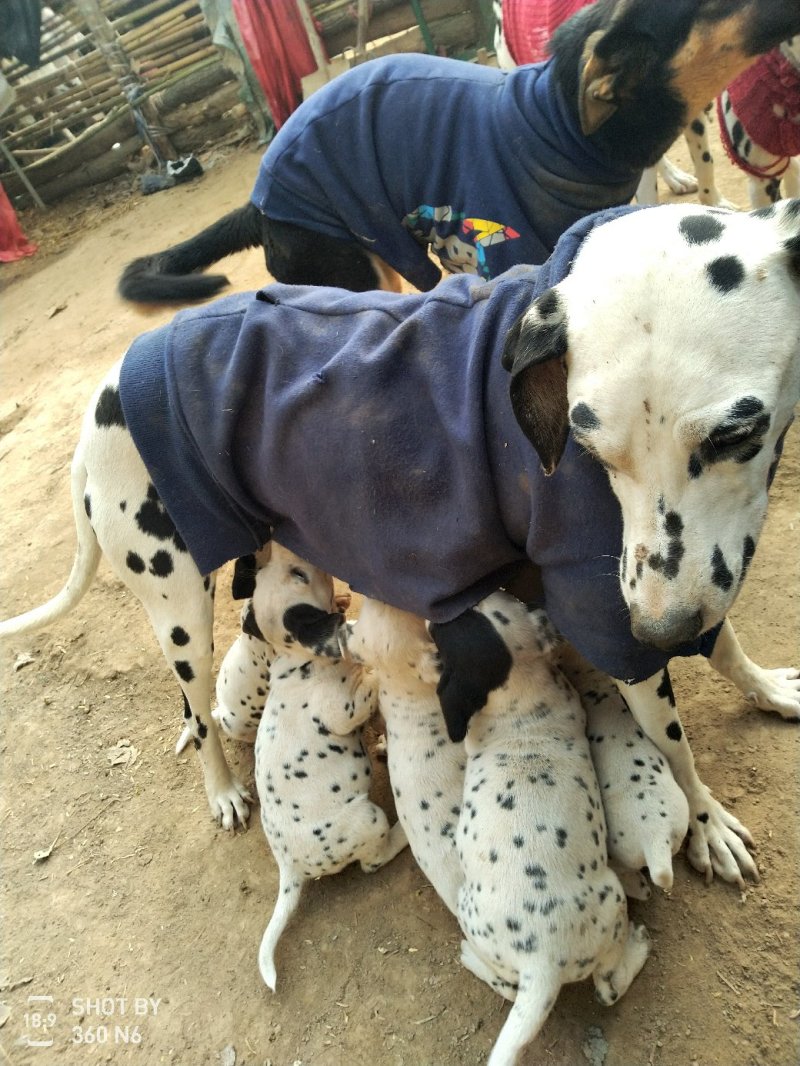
[250,53,641,290]
[119,207,721,685]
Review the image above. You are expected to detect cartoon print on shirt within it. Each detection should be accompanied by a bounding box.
[403,204,520,279]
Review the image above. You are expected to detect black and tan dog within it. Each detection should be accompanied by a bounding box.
[119,0,800,303]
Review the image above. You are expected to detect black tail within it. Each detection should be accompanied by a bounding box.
[118,201,264,303]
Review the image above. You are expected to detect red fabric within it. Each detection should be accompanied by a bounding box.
[232,0,323,128]
[502,0,594,65]
[724,49,800,160]
[0,182,37,262]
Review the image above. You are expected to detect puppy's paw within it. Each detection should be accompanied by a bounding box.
[660,157,698,195]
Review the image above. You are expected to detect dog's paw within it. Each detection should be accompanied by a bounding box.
[697,189,738,210]
[659,157,698,195]
[209,777,253,830]
[741,667,800,722]
[616,868,652,901]
[684,786,758,888]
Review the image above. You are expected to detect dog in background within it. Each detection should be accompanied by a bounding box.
[250,544,407,991]
[118,0,800,302]
[718,38,800,207]
[492,0,731,207]
[431,593,650,1066]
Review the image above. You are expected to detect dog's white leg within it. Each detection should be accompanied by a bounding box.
[358,818,408,872]
[80,379,251,829]
[616,669,759,886]
[684,109,737,208]
[635,166,658,205]
[709,618,800,722]
[592,920,650,1006]
[782,159,800,199]
[658,153,698,195]
[459,940,517,1003]
[143,576,252,829]
[612,866,652,901]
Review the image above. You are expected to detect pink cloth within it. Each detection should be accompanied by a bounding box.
[0,182,37,262]
[718,49,800,177]
[232,0,322,128]
[501,0,594,64]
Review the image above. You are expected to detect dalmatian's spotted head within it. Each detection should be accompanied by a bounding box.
[504,201,800,651]
[430,593,561,742]
[251,542,343,657]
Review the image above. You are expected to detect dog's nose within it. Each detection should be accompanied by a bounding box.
[630,604,704,650]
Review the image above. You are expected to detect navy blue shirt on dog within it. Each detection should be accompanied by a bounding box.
[250,53,641,290]
[119,207,721,685]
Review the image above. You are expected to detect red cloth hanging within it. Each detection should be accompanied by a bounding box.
[0,182,37,262]
[502,0,593,65]
[232,0,324,128]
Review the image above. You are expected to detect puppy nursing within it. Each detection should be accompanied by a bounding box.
[431,593,650,1066]
[249,545,407,991]
[343,598,466,916]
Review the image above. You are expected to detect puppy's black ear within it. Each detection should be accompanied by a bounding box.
[241,602,266,642]
[283,603,343,659]
[502,288,569,476]
[429,610,512,743]
[232,554,258,600]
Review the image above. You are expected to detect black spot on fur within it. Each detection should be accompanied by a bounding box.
[711,546,733,591]
[657,670,676,706]
[149,550,174,577]
[740,536,756,583]
[84,494,92,520]
[95,385,126,428]
[666,720,682,742]
[241,602,266,642]
[175,660,195,683]
[706,256,745,293]
[679,215,725,245]
[171,626,190,646]
[730,397,764,419]
[570,403,601,431]
[697,811,709,823]
[182,694,191,719]
[135,485,187,551]
[126,551,146,574]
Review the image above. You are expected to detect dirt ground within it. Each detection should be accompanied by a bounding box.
[0,125,798,1066]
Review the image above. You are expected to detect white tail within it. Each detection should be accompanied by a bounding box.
[0,454,100,638]
[258,870,303,991]
[643,839,675,891]
[487,970,559,1066]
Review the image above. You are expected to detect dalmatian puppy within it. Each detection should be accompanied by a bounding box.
[558,644,689,895]
[430,593,650,1066]
[252,545,407,991]
[342,597,466,917]
[212,600,272,742]
[175,599,272,755]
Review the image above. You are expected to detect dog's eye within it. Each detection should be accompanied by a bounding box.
[290,567,310,584]
[708,425,755,450]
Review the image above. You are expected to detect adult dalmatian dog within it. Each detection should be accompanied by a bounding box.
[1,201,798,890]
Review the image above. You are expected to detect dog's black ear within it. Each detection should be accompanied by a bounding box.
[283,603,343,659]
[232,555,258,600]
[241,602,266,642]
[577,26,661,136]
[429,610,512,743]
[502,289,570,476]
